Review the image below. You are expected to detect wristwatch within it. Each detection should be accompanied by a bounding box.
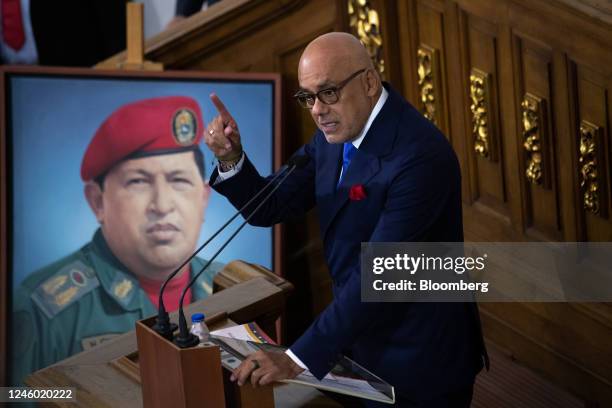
[218,152,243,172]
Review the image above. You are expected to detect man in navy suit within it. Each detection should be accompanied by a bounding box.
[205,32,487,407]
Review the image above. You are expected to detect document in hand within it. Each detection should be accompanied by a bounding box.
[209,324,395,404]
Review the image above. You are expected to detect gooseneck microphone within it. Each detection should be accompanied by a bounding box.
[152,155,308,340]
[173,155,310,347]
[153,158,292,339]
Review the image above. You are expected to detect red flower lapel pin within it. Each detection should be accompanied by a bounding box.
[349,184,367,201]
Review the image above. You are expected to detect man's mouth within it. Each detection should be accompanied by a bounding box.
[319,121,338,133]
[146,223,180,241]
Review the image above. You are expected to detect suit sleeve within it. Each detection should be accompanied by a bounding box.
[211,139,317,226]
[290,144,461,379]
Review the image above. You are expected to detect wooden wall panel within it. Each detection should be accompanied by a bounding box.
[437,1,611,406]
[459,10,509,216]
[396,0,475,205]
[413,0,450,136]
[553,52,581,242]
[397,0,420,107]
[480,305,612,405]
[484,302,612,385]
[367,0,403,90]
[469,201,612,405]
[573,65,612,242]
[512,34,563,240]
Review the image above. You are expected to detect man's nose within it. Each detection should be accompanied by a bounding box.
[149,180,175,215]
[311,97,329,116]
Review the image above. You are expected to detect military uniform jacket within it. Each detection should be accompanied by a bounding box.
[11,229,222,385]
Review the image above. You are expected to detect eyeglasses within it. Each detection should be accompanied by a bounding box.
[293,68,367,109]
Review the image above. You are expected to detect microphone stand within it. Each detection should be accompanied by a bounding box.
[173,159,307,347]
[152,159,292,340]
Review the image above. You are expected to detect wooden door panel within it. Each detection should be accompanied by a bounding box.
[572,64,612,241]
[512,34,563,240]
[460,11,508,216]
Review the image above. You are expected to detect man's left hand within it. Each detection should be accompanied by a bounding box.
[230,350,305,387]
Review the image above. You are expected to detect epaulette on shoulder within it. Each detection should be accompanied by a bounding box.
[31,260,100,319]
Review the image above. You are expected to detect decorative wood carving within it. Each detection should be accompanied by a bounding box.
[521,93,547,186]
[470,68,493,160]
[348,0,385,77]
[578,120,601,215]
[417,44,438,124]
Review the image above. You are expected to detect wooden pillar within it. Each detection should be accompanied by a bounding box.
[95,3,163,71]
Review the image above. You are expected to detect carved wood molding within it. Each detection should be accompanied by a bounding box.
[417,44,438,125]
[348,0,385,77]
[578,120,601,215]
[521,93,548,186]
[470,68,495,161]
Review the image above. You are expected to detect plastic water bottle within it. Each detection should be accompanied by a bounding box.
[190,313,210,342]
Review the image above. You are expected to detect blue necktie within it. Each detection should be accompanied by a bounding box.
[338,142,357,186]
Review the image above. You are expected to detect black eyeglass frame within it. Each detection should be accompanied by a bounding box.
[293,68,367,108]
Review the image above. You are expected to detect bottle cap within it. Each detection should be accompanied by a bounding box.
[191,313,205,323]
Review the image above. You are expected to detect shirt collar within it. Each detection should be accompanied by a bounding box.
[350,87,389,149]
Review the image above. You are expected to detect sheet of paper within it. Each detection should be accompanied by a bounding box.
[296,370,384,395]
[210,326,395,404]
[211,322,273,343]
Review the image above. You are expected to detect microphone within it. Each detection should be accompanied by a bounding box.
[152,154,307,340]
[173,155,310,347]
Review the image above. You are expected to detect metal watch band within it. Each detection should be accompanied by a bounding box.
[218,152,243,172]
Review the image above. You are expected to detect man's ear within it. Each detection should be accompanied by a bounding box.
[84,182,105,223]
[365,68,381,97]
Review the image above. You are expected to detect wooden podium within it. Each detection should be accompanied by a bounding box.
[24,272,339,407]
[135,314,228,407]
[135,311,279,408]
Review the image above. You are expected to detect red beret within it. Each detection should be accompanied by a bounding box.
[81,96,204,181]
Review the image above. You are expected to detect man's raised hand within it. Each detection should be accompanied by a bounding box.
[205,93,243,161]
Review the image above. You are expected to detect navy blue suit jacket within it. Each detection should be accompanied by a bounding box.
[211,84,486,401]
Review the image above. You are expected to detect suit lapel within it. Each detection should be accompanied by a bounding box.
[319,152,380,238]
[318,83,404,241]
[317,141,342,201]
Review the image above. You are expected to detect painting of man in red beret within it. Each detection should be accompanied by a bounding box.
[11,96,223,385]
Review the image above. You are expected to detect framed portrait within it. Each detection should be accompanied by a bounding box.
[0,66,282,385]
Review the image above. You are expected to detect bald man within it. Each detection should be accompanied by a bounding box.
[205,32,487,407]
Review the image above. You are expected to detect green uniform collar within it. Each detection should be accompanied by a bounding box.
[89,229,150,312]
[190,257,215,300]
[88,229,215,312]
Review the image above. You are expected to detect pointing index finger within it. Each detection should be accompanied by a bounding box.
[210,93,234,123]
